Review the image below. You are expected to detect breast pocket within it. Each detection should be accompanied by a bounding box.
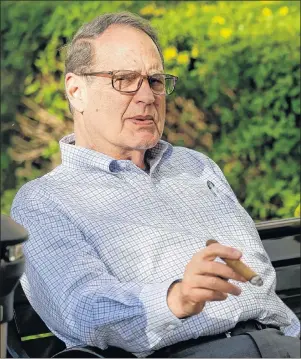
[192,173,243,234]
[200,166,239,206]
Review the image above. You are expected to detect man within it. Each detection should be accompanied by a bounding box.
[11,12,300,358]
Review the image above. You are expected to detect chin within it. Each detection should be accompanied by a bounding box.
[132,136,160,150]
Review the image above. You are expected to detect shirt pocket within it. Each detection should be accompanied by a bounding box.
[199,167,239,209]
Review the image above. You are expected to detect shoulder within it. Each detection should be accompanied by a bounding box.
[172,146,210,162]
[11,165,65,211]
[168,145,222,175]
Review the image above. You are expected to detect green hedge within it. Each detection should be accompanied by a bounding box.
[1,0,300,220]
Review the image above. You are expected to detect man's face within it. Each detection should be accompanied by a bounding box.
[72,25,166,155]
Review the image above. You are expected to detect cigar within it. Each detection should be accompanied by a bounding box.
[206,239,263,287]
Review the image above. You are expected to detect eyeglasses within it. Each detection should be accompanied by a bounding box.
[79,70,178,95]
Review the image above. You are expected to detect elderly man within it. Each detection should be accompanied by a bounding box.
[11,12,300,358]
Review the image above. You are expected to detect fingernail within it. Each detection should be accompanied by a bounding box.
[232,249,241,256]
[234,288,242,295]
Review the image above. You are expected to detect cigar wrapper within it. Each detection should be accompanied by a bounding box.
[206,239,263,287]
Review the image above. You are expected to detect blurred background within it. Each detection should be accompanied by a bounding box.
[1,0,300,220]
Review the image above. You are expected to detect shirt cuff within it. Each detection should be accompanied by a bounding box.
[139,280,183,344]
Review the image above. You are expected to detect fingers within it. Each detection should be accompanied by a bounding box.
[185,287,228,303]
[182,288,228,310]
[188,274,242,296]
[188,259,247,283]
[199,242,242,261]
[172,242,249,318]
[191,243,247,282]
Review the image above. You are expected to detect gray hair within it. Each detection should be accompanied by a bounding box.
[64,12,164,114]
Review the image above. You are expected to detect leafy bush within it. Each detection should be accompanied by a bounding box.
[1,0,300,220]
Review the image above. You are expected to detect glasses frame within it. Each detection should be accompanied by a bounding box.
[79,70,178,95]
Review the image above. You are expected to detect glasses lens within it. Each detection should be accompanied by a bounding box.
[165,77,176,95]
[149,74,166,94]
[150,75,176,95]
[113,71,140,92]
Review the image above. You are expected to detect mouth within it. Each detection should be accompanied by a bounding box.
[127,115,155,126]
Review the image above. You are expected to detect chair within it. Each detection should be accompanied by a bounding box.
[258,218,301,318]
[7,283,136,358]
[7,218,300,358]
[7,283,65,358]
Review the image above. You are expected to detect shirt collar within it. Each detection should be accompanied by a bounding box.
[59,133,173,173]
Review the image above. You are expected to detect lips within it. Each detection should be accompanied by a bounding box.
[128,115,154,122]
[127,115,155,126]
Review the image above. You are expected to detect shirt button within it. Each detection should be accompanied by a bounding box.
[109,161,119,172]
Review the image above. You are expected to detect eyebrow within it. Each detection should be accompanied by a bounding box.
[146,67,164,74]
[149,70,164,75]
[118,68,164,75]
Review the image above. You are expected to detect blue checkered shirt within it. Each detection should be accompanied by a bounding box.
[11,133,300,357]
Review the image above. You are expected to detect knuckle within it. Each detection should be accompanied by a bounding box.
[218,296,226,302]
[184,263,191,273]
[193,252,203,263]
[185,261,195,274]
[190,292,200,303]
[228,269,237,278]
[208,291,219,300]
[214,292,227,301]
[183,275,194,288]
[206,261,214,273]
[181,282,191,297]
[210,276,219,287]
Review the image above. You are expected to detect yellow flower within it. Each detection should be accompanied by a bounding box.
[186,3,197,17]
[191,45,199,58]
[279,6,289,16]
[294,204,300,217]
[212,16,226,25]
[154,8,166,16]
[140,3,165,17]
[202,5,211,13]
[262,7,272,17]
[220,28,233,39]
[163,47,177,61]
[177,53,190,65]
[140,4,156,16]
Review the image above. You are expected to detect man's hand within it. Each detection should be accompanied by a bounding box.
[167,242,248,319]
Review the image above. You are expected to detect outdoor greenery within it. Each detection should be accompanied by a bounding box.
[1,0,300,220]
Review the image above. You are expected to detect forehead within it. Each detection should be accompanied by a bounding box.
[92,25,163,72]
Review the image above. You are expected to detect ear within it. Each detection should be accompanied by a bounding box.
[65,73,87,113]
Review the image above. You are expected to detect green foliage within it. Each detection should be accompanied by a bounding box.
[1,0,300,220]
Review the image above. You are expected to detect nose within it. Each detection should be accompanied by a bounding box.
[133,77,156,105]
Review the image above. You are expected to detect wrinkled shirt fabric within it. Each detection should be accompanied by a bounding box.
[11,133,300,357]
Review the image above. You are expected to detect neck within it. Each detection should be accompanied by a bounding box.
[74,122,148,170]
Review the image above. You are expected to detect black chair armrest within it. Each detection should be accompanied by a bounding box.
[52,346,105,358]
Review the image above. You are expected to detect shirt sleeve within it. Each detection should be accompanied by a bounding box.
[10,183,182,356]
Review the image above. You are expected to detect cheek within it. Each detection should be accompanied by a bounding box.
[157,97,166,120]
[87,91,131,121]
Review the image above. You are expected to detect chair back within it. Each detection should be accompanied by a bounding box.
[257,218,301,319]
[7,283,66,358]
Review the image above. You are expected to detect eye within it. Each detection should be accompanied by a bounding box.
[151,78,163,84]
[150,75,165,84]
[115,72,139,81]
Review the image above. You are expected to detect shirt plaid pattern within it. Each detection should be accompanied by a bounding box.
[11,133,300,357]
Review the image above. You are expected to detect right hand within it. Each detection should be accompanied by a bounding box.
[167,241,248,319]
